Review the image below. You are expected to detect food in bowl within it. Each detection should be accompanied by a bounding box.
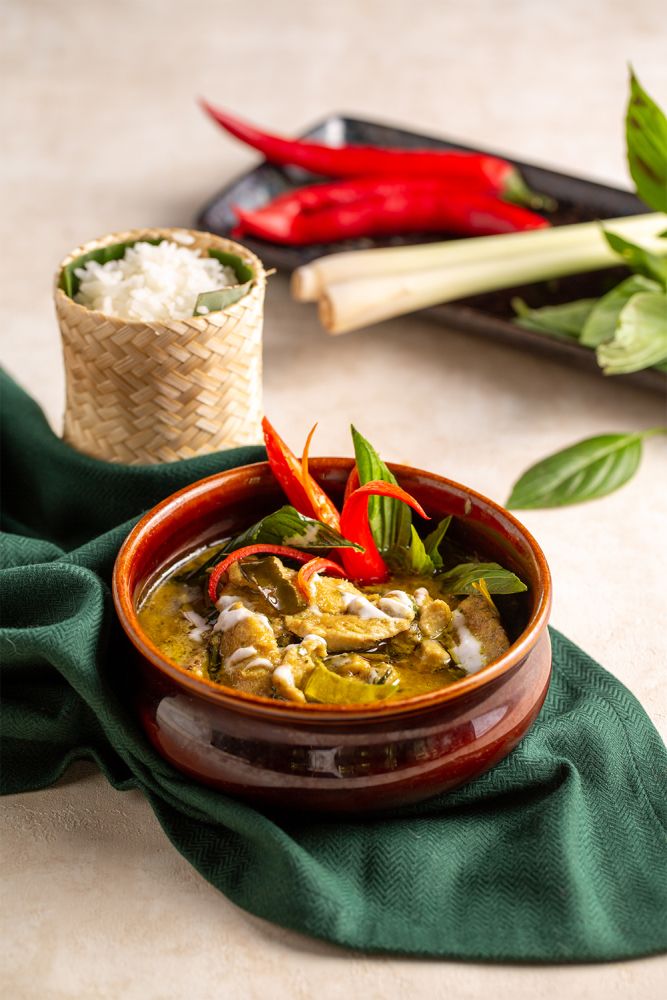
[138,421,526,706]
[113,445,551,811]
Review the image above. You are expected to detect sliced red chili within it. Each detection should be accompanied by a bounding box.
[207,544,314,603]
[343,466,360,505]
[340,481,429,585]
[300,423,341,529]
[262,417,314,516]
[296,557,348,603]
[262,417,340,530]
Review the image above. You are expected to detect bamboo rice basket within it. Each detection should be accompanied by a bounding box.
[55,227,266,464]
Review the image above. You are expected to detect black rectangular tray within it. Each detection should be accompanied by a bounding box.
[198,115,665,394]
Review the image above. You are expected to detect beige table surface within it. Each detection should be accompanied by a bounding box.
[2,1,666,997]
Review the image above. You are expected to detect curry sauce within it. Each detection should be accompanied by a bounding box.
[139,550,511,704]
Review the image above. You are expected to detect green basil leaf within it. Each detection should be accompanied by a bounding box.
[626,68,667,213]
[59,239,162,299]
[180,505,362,583]
[506,429,666,509]
[603,229,667,287]
[239,559,305,614]
[229,505,362,552]
[403,525,435,575]
[206,634,222,680]
[437,562,527,595]
[423,515,452,570]
[580,275,661,347]
[351,426,411,553]
[512,297,597,340]
[596,292,667,374]
[193,250,255,316]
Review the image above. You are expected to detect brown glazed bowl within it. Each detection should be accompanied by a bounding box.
[113,459,552,813]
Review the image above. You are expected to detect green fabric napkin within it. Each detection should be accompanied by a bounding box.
[2,370,666,963]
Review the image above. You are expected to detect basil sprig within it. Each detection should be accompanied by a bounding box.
[507,428,666,509]
[626,68,667,213]
[602,230,667,286]
[181,505,361,581]
[422,516,452,570]
[579,274,659,348]
[513,70,667,378]
[351,425,411,553]
[228,505,361,552]
[512,298,597,340]
[352,427,456,575]
[349,429,523,589]
[597,293,667,374]
[513,253,667,376]
[513,232,667,376]
[437,563,527,595]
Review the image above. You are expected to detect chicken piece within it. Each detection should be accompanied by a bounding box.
[385,624,421,660]
[272,635,327,703]
[449,594,509,672]
[216,560,300,646]
[325,652,392,682]
[375,589,416,619]
[228,661,274,697]
[310,575,366,613]
[214,600,279,697]
[285,608,412,652]
[419,598,452,639]
[286,573,414,652]
[400,638,451,673]
[224,561,262,600]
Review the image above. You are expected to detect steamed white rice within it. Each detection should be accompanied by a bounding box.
[73,239,238,322]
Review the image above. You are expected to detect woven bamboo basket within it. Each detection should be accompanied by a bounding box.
[55,228,267,465]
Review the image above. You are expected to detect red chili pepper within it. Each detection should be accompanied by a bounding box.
[200,101,551,209]
[343,466,359,506]
[237,176,491,216]
[234,178,548,246]
[300,422,337,526]
[208,544,316,603]
[296,556,348,603]
[340,481,429,584]
[262,417,340,530]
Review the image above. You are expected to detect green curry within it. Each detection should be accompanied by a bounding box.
[139,551,512,704]
[138,421,527,705]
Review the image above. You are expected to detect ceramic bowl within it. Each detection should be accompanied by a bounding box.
[112,459,552,813]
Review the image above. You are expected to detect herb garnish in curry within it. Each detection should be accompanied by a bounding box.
[138,422,527,705]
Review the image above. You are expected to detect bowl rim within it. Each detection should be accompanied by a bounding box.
[112,458,552,721]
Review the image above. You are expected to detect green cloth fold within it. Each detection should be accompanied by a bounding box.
[1,370,666,962]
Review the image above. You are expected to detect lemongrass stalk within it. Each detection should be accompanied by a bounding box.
[294,212,665,302]
[318,214,667,335]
